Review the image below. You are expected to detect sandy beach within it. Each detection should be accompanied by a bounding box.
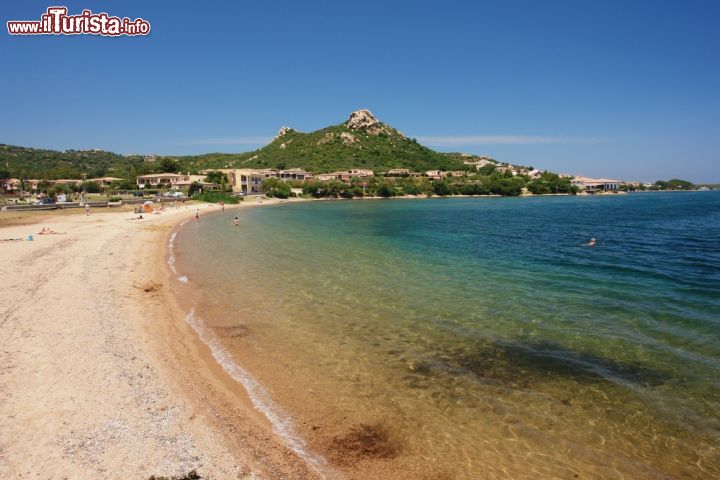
[0,200,322,479]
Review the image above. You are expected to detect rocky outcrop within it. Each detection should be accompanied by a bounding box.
[339,132,358,144]
[317,133,335,145]
[274,126,294,140]
[316,131,360,146]
[344,109,396,136]
[345,109,379,130]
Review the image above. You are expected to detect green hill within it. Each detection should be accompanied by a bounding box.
[243,110,463,172]
[0,144,149,179]
[0,110,494,180]
[174,110,472,173]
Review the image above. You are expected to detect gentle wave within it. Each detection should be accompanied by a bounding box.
[183,308,336,479]
[167,231,178,274]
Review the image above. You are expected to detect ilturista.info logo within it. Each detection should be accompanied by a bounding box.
[7,6,151,36]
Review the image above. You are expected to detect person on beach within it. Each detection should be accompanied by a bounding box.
[234,216,239,227]
[195,209,199,220]
[221,201,225,212]
[85,203,91,216]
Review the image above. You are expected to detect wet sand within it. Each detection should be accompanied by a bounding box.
[0,200,322,479]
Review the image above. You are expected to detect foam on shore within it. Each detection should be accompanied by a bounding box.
[169,220,335,478]
[167,231,178,274]
[183,308,336,479]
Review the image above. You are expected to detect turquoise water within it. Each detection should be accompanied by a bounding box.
[174,192,720,479]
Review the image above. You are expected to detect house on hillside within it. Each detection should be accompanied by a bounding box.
[528,169,543,178]
[88,177,124,189]
[462,157,495,169]
[315,170,374,182]
[277,168,313,180]
[2,178,21,193]
[136,173,186,189]
[348,169,374,177]
[53,179,84,188]
[315,172,345,181]
[175,174,218,191]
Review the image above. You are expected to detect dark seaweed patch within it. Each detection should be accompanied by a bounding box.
[454,340,671,387]
[330,423,400,465]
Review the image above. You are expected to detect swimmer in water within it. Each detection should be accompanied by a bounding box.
[587,237,597,247]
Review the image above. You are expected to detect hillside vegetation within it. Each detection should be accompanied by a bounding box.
[172,110,470,173]
[0,111,472,179]
[0,144,148,179]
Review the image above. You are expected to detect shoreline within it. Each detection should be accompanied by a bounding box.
[0,199,323,479]
[2,191,715,478]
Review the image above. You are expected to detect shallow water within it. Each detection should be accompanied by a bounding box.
[173,192,720,479]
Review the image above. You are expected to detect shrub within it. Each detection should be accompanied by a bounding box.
[432,180,452,196]
[196,191,241,204]
[263,178,291,198]
[188,181,203,197]
[80,181,101,193]
[377,184,395,198]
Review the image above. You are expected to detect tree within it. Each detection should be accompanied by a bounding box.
[658,179,695,190]
[377,183,394,198]
[80,181,101,193]
[488,177,525,196]
[51,184,72,196]
[159,158,179,173]
[433,180,452,196]
[37,179,52,194]
[262,178,291,198]
[204,171,228,186]
[460,182,489,195]
[479,164,496,175]
[188,181,203,197]
[110,178,136,190]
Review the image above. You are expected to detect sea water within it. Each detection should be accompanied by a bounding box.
[172,192,720,479]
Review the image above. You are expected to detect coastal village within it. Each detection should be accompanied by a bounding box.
[0,110,699,206]
[0,163,646,202]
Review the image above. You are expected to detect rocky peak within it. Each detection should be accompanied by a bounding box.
[274,126,294,140]
[345,109,380,130]
[344,109,397,137]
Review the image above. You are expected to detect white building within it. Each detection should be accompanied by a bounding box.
[571,176,621,192]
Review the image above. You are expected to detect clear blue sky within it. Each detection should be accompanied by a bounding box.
[2,0,719,182]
